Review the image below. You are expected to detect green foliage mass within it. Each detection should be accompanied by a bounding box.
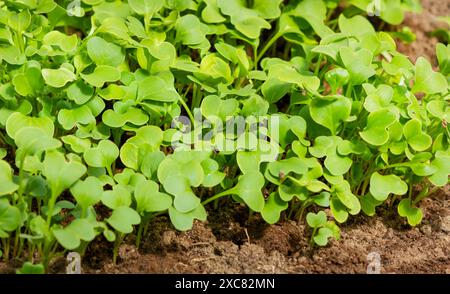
[0,0,448,271]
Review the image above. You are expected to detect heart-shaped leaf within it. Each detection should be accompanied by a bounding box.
[309,96,352,135]
[228,171,265,212]
[313,227,334,246]
[128,0,164,15]
[84,140,119,170]
[87,36,125,66]
[429,151,450,187]
[168,204,207,231]
[106,206,141,234]
[339,47,376,85]
[413,57,448,95]
[43,151,87,197]
[70,176,103,212]
[102,184,131,210]
[261,192,288,224]
[134,180,172,214]
[360,109,397,146]
[0,160,19,196]
[0,198,21,237]
[306,211,327,228]
[370,172,408,201]
[52,218,97,250]
[403,119,432,152]
[58,105,95,130]
[398,198,423,226]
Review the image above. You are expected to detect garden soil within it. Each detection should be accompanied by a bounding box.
[58,186,449,274]
[0,0,449,274]
[396,0,450,64]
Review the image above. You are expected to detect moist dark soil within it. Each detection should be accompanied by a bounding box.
[1,0,449,275]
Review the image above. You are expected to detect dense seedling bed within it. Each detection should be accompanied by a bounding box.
[0,0,448,273]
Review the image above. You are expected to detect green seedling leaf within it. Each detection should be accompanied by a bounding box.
[66,81,94,105]
[338,14,375,37]
[412,57,448,95]
[325,68,350,94]
[313,227,334,246]
[87,36,125,66]
[0,160,19,196]
[333,180,361,213]
[339,47,376,85]
[175,14,209,45]
[43,151,87,197]
[429,151,450,187]
[261,192,288,224]
[43,31,78,53]
[369,172,408,201]
[200,95,239,121]
[53,218,97,250]
[168,204,207,231]
[58,105,95,130]
[228,171,265,212]
[216,0,275,39]
[202,0,226,23]
[309,96,352,135]
[436,43,450,76]
[84,140,119,170]
[16,262,45,274]
[267,157,308,179]
[403,119,432,152]
[201,158,225,187]
[102,106,149,128]
[363,84,393,112]
[0,198,21,237]
[360,193,382,216]
[134,180,172,214]
[306,211,327,228]
[137,76,180,102]
[70,177,103,212]
[102,184,131,210]
[359,109,397,146]
[13,127,61,157]
[309,136,353,176]
[398,198,423,226]
[42,67,76,88]
[162,175,200,213]
[128,0,164,15]
[106,206,141,234]
[61,135,91,154]
[81,66,121,88]
[6,112,54,139]
[330,197,349,223]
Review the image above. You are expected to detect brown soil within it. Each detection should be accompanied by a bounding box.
[396,0,450,64]
[77,187,448,274]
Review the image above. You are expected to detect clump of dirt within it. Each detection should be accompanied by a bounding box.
[396,0,450,63]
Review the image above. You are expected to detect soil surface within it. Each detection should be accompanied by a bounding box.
[396,0,450,64]
[36,186,447,274]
